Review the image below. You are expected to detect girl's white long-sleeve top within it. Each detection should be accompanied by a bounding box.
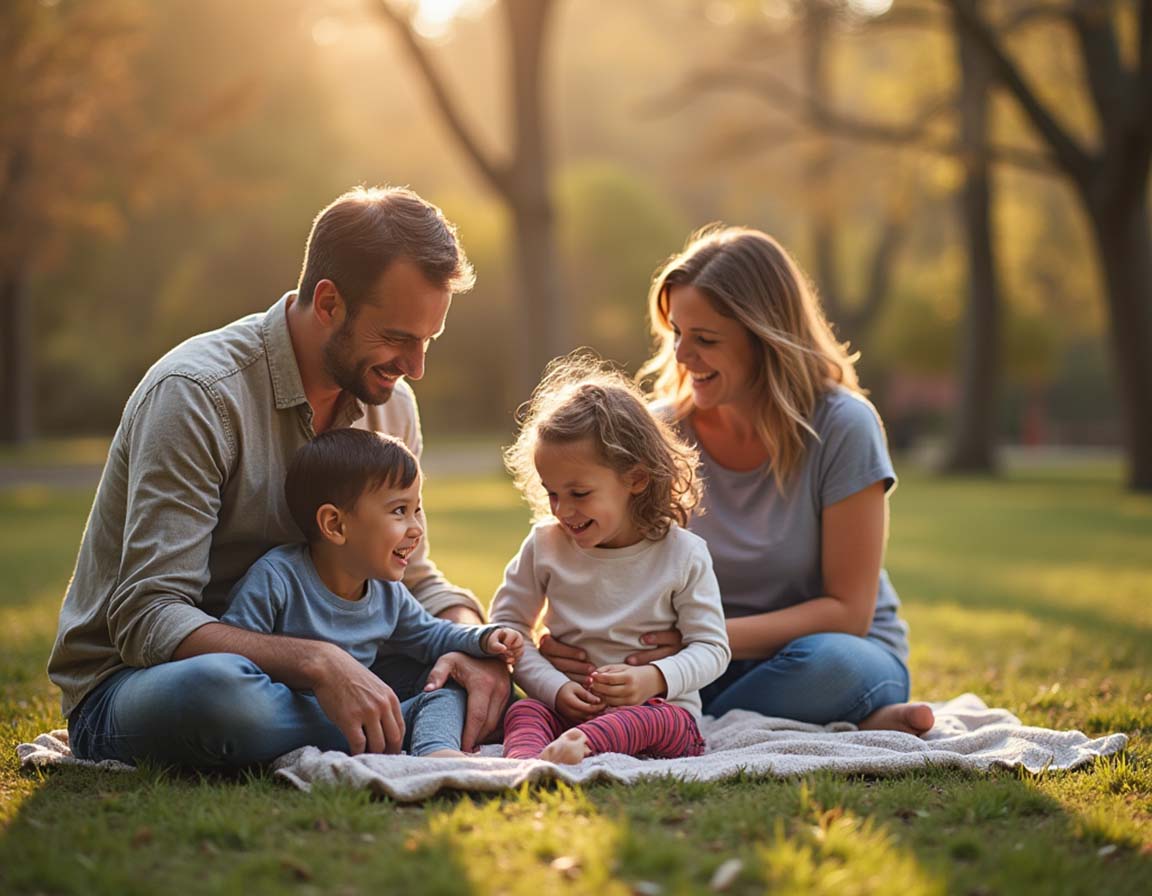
[488,521,732,716]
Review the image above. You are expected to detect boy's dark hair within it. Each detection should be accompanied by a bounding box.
[285,429,419,542]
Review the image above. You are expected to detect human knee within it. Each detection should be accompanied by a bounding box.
[778,633,873,681]
[174,653,275,727]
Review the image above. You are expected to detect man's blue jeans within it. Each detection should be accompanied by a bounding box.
[700,633,910,724]
[68,653,461,768]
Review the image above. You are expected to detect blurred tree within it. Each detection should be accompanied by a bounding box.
[374,0,564,398]
[945,0,1004,473]
[0,0,146,444]
[945,0,1152,490]
[557,163,690,369]
[650,1,920,352]
[797,2,913,351]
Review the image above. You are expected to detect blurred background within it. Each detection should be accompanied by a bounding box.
[2,0,1150,489]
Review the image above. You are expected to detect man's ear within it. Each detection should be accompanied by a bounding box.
[627,466,650,495]
[311,279,345,330]
[315,503,346,545]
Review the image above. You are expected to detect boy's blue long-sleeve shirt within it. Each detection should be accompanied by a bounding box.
[221,544,496,668]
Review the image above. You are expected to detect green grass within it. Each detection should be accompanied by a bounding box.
[1,463,1150,894]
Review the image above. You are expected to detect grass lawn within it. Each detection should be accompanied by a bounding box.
[0,462,1149,894]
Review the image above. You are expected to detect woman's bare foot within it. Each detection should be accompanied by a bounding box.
[423,748,467,758]
[858,702,935,735]
[539,729,591,764]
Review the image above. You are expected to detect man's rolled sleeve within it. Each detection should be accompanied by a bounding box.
[106,376,231,666]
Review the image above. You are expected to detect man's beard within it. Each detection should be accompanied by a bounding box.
[322,318,401,406]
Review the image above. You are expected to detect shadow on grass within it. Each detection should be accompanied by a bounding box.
[0,762,479,895]
[899,569,1152,647]
[594,767,1152,894]
[3,758,1150,895]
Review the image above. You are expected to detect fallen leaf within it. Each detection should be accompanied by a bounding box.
[710,858,743,891]
[281,858,313,881]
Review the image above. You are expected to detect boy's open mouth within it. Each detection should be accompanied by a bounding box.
[566,520,593,533]
[393,544,417,560]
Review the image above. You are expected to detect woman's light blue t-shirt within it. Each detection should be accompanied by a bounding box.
[674,387,910,662]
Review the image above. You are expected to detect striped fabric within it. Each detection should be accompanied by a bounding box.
[502,698,705,760]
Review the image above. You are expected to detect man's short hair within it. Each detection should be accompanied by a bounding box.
[296,186,475,312]
[285,429,420,542]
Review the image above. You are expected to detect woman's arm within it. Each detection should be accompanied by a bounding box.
[725,481,887,660]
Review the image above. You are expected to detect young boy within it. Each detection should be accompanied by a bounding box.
[221,428,523,757]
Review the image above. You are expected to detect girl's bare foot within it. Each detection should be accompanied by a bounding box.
[858,702,935,735]
[539,729,591,764]
[423,748,467,758]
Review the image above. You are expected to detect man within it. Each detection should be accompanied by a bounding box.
[48,186,510,767]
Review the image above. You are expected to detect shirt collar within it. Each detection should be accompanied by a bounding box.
[261,291,366,427]
[262,292,309,411]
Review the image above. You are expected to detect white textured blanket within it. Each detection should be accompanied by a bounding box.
[17,695,1128,802]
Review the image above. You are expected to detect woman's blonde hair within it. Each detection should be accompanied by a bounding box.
[638,225,861,489]
[505,352,701,541]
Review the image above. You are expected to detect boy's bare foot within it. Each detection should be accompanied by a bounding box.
[423,748,467,758]
[858,702,935,736]
[539,729,591,764]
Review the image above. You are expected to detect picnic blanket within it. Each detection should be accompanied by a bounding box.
[17,694,1128,801]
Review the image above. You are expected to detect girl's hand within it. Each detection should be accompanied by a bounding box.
[483,627,525,665]
[555,681,603,723]
[588,664,666,707]
[538,632,596,676]
[623,628,684,665]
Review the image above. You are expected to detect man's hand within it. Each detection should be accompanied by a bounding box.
[422,652,511,752]
[482,627,525,665]
[587,664,666,707]
[623,628,684,666]
[538,632,595,676]
[555,681,604,724]
[437,605,485,625]
[309,643,405,755]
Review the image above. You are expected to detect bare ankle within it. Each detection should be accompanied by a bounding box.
[539,729,591,765]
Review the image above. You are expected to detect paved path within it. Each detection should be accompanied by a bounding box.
[0,443,1119,492]
[0,445,504,491]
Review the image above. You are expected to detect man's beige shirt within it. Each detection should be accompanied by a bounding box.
[48,294,482,718]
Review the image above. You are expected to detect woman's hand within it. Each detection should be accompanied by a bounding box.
[587,664,666,707]
[623,628,684,665]
[538,632,596,676]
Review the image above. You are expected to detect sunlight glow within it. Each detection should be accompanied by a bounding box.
[847,0,894,16]
[413,0,469,40]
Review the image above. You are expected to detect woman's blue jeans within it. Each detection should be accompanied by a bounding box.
[68,652,462,769]
[700,633,910,724]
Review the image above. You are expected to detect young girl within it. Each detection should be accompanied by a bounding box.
[491,354,731,764]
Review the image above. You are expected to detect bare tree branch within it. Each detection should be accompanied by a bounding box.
[1001,2,1077,32]
[941,0,1094,184]
[1137,0,1152,116]
[372,0,510,196]
[856,209,909,331]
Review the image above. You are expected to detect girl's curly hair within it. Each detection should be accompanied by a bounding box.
[505,351,701,541]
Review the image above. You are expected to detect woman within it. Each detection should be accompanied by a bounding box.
[541,226,933,734]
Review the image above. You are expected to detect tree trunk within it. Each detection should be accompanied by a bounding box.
[505,0,563,395]
[509,194,563,394]
[1089,197,1152,491]
[0,270,33,444]
[944,0,1001,474]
